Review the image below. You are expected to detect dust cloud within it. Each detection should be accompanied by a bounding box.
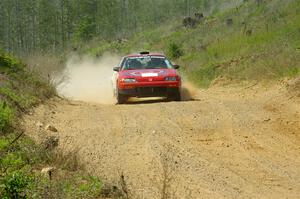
[56,53,120,104]
[181,79,198,101]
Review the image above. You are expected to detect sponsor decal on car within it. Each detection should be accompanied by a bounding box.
[141,73,158,77]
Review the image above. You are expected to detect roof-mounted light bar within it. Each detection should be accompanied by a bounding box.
[140,51,150,55]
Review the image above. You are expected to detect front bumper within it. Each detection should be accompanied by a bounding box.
[119,87,180,97]
[119,80,180,89]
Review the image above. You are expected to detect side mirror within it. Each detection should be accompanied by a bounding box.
[113,67,120,72]
[173,64,180,69]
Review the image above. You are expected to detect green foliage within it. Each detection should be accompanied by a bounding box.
[167,43,184,59]
[0,52,56,112]
[188,64,219,88]
[0,125,103,199]
[78,176,102,196]
[55,174,102,199]
[90,0,300,87]
[0,49,100,199]
[0,134,45,172]
[0,102,14,133]
[0,138,9,150]
[0,133,42,198]
[0,87,36,111]
[0,0,238,54]
[0,52,24,73]
[75,16,97,42]
[1,171,33,199]
[1,153,24,171]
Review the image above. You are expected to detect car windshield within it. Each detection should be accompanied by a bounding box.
[122,56,173,70]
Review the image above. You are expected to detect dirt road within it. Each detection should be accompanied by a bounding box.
[23,80,300,199]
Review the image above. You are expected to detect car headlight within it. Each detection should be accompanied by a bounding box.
[122,78,137,83]
[165,76,177,81]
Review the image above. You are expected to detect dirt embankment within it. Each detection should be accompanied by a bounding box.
[23,79,300,199]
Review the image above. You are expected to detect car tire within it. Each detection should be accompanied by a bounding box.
[117,92,127,104]
[167,89,181,101]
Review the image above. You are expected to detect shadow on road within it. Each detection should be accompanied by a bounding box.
[124,98,198,105]
[124,96,197,106]
[120,86,198,105]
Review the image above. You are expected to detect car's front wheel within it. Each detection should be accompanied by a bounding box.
[167,89,181,101]
[116,91,128,104]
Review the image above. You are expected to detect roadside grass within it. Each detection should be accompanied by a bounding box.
[22,53,66,83]
[0,133,104,199]
[84,0,300,88]
[0,102,14,133]
[0,52,105,199]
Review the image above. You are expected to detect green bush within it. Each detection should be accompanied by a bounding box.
[75,16,97,42]
[1,171,33,199]
[167,43,183,59]
[0,138,9,150]
[0,87,37,111]
[1,153,25,172]
[0,52,24,73]
[0,102,14,133]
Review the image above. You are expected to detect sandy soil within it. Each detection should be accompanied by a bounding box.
[22,80,300,199]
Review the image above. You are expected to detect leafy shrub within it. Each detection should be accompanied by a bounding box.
[1,172,33,199]
[0,102,14,133]
[0,52,24,73]
[167,43,183,59]
[0,138,9,150]
[0,87,37,111]
[1,153,26,173]
[75,16,97,42]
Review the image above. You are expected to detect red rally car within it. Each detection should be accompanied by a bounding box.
[112,52,181,104]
